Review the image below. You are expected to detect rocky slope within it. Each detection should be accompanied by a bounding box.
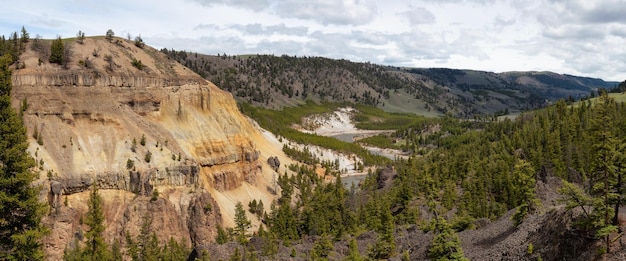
[11,37,290,259]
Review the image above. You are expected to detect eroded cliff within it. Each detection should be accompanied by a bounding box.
[11,37,289,259]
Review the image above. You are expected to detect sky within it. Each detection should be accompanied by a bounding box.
[1,0,626,81]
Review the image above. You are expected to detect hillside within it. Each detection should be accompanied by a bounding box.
[4,30,626,261]
[162,51,618,117]
[10,36,293,259]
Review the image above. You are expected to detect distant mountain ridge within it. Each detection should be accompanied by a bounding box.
[162,50,619,117]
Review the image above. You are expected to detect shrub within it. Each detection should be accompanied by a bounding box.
[151,189,159,201]
[134,35,145,48]
[144,151,152,163]
[104,55,114,71]
[126,159,134,170]
[131,58,145,70]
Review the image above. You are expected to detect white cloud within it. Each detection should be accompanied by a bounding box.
[189,0,270,11]
[0,0,625,81]
[273,0,378,25]
[400,7,436,25]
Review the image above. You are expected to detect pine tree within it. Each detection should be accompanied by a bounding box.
[589,91,619,253]
[311,234,334,259]
[0,54,47,260]
[511,158,538,226]
[215,225,230,244]
[82,183,110,260]
[343,239,364,261]
[49,36,64,64]
[428,218,468,261]
[234,202,251,243]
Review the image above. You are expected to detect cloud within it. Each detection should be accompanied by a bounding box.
[609,25,626,38]
[4,0,626,81]
[273,0,378,25]
[189,0,270,11]
[419,0,496,4]
[400,7,436,25]
[579,1,626,24]
[350,31,390,46]
[542,24,607,40]
[30,14,66,28]
[195,23,308,36]
[494,16,515,27]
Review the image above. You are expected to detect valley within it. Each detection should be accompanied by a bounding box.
[1,28,626,261]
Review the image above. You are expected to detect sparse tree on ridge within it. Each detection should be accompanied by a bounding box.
[134,35,144,48]
[76,30,85,44]
[105,29,114,42]
[20,26,29,42]
[49,36,64,64]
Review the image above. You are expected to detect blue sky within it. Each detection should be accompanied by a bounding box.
[1,0,626,81]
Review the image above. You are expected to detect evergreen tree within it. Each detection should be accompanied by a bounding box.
[126,216,160,261]
[215,225,231,244]
[511,158,538,226]
[49,36,64,64]
[105,29,115,42]
[589,91,619,252]
[428,218,468,261]
[20,26,29,43]
[311,234,334,259]
[0,54,47,260]
[234,202,251,243]
[343,239,364,261]
[82,183,110,260]
[161,237,189,261]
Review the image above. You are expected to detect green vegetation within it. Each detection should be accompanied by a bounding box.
[352,104,431,130]
[356,134,400,149]
[144,151,152,163]
[131,58,145,70]
[64,184,110,260]
[239,101,390,166]
[234,202,251,243]
[83,184,110,260]
[49,36,64,64]
[64,184,190,261]
[0,44,47,260]
[428,219,468,261]
[231,88,626,258]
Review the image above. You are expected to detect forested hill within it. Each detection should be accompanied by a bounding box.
[161,49,618,117]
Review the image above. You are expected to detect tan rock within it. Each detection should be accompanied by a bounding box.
[12,37,292,259]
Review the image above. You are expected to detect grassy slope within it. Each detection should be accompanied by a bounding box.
[380,89,443,117]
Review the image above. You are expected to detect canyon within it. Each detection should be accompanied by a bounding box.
[11,37,291,259]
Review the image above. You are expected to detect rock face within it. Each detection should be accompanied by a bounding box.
[12,37,288,259]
